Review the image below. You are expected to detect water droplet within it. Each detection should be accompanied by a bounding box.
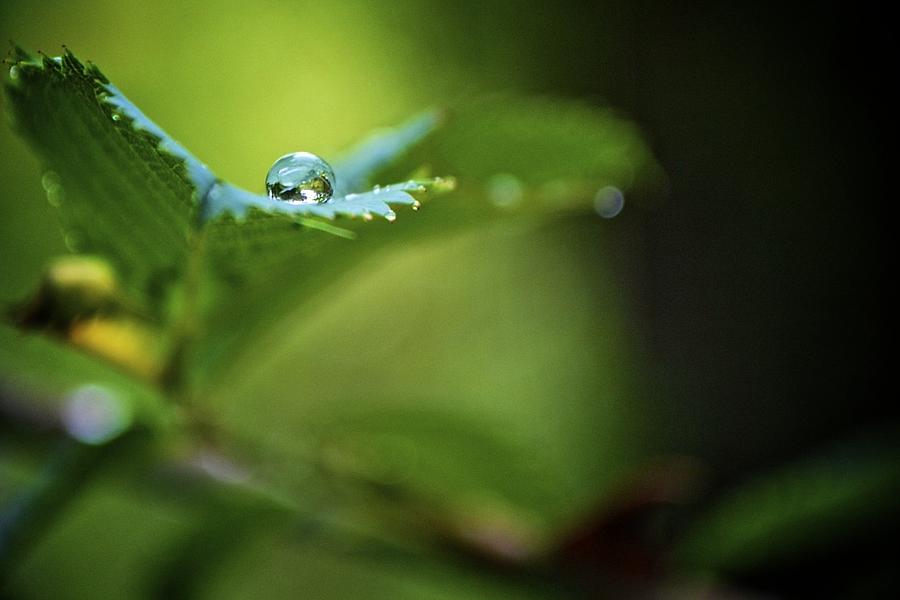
[42,171,64,207]
[265,151,335,205]
[64,230,84,253]
[61,384,132,445]
[487,173,524,208]
[411,200,421,211]
[41,170,61,191]
[9,65,19,81]
[362,213,374,221]
[385,210,397,223]
[593,185,625,218]
[111,112,121,122]
[46,184,65,207]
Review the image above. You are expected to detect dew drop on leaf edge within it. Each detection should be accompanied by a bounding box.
[265,151,336,205]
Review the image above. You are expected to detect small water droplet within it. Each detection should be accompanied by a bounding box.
[593,185,625,218]
[487,173,525,208]
[411,200,421,211]
[46,184,65,207]
[64,230,84,253]
[265,152,335,204]
[362,213,374,221]
[9,65,19,81]
[61,384,132,445]
[41,170,61,191]
[111,112,122,122]
[385,210,397,223]
[42,171,65,206]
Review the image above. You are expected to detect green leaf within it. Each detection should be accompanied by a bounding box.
[397,95,661,212]
[5,49,205,312]
[200,178,450,225]
[675,430,900,575]
[195,223,642,531]
[331,110,443,197]
[189,94,659,384]
[4,48,447,318]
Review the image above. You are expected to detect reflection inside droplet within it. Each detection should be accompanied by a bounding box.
[265,152,336,204]
[594,185,625,218]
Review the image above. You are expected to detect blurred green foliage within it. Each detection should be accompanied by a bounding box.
[0,3,656,595]
[1,2,897,599]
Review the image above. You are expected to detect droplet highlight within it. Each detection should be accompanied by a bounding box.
[61,384,132,445]
[42,171,64,207]
[487,173,524,208]
[64,230,84,253]
[593,186,625,219]
[265,151,336,205]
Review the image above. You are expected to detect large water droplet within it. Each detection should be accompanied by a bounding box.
[265,152,336,204]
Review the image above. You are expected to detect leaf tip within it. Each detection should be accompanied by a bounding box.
[7,40,32,63]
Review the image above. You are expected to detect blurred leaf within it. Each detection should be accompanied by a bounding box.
[197,527,560,600]
[331,111,443,197]
[676,430,900,574]
[2,476,197,600]
[197,223,642,533]
[399,95,661,211]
